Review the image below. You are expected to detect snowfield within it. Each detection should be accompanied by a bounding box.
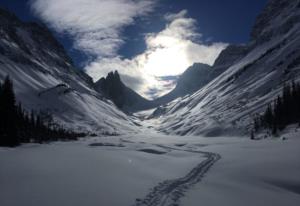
[1,131,300,206]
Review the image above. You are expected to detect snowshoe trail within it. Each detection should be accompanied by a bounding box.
[133,146,221,206]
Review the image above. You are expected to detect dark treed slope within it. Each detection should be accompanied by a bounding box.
[0,76,84,147]
[253,81,300,135]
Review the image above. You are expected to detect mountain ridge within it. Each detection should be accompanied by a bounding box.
[95,71,155,112]
[0,7,138,135]
[147,0,300,136]
[1,0,299,137]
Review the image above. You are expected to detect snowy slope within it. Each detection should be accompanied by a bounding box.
[149,0,300,136]
[154,63,212,106]
[0,8,137,134]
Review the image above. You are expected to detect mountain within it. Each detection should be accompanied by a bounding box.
[95,71,154,112]
[0,8,138,135]
[149,0,300,136]
[95,64,213,112]
[1,0,298,137]
[95,63,214,112]
[154,45,250,106]
[95,63,220,112]
[154,63,211,105]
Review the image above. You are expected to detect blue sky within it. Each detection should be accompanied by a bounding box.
[0,0,267,98]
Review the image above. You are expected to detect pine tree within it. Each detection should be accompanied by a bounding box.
[263,104,274,129]
[0,76,19,146]
[0,76,84,147]
[253,81,300,136]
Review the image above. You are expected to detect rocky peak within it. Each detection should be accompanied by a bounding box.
[251,0,300,43]
[213,45,249,68]
[106,71,121,82]
[0,7,20,25]
[175,63,211,93]
[95,71,154,111]
[96,71,132,106]
[96,71,123,93]
[0,7,72,67]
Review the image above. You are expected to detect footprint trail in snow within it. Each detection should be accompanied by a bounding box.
[133,146,221,206]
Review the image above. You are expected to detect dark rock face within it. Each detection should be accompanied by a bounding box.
[0,7,93,85]
[95,71,124,108]
[95,71,154,112]
[0,8,70,66]
[251,0,300,43]
[213,45,249,70]
[176,63,211,94]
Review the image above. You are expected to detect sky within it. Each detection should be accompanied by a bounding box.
[0,0,268,99]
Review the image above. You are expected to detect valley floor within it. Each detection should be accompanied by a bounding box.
[0,131,300,206]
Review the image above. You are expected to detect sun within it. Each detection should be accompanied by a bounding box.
[143,45,191,77]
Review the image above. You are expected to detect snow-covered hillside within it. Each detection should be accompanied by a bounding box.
[154,63,212,106]
[0,8,137,135]
[149,0,300,136]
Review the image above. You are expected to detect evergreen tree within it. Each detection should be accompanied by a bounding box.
[0,76,85,147]
[263,104,274,129]
[0,76,18,146]
[253,81,300,136]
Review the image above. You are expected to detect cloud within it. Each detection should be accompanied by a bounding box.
[30,1,227,99]
[30,0,155,57]
[139,12,227,77]
[86,10,227,99]
[164,9,188,21]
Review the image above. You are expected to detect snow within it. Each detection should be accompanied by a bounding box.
[1,131,300,206]
[0,136,205,206]
[0,51,138,135]
[182,135,300,206]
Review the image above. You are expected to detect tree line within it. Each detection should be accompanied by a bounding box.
[0,76,85,147]
[252,81,300,137]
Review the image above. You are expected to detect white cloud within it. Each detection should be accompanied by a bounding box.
[139,13,227,77]
[30,1,227,99]
[85,10,227,99]
[164,9,188,21]
[30,0,155,57]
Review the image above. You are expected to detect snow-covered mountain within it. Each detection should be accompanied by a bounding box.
[1,0,299,137]
[153,63,211,106]
[0,8,138,135]
[95,71,154,112]
[149,0,300,136]
[154,46,250,106]
[95,64,218,112]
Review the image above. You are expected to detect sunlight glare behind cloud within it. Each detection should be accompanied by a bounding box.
[30,0,227,99]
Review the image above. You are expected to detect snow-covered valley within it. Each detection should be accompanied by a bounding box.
[1,0,300,205]
[1,129,300,206]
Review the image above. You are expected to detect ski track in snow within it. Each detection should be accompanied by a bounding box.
[133,145,221,206]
